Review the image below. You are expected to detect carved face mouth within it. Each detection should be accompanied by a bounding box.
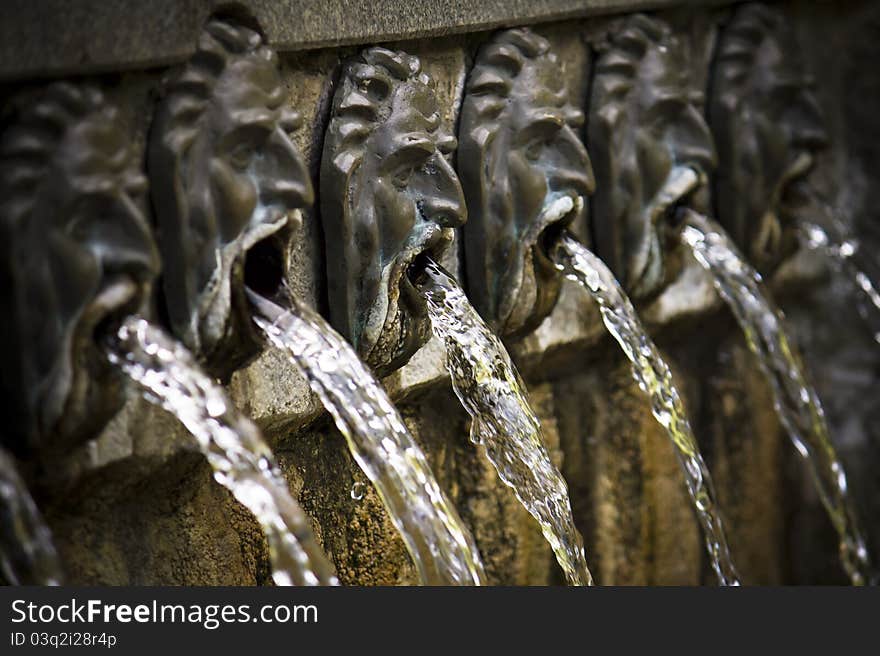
[239,205,301,305]
[628,166,702,298]
[401,225,453,308]
[242,222,290,299]
[60,274,150,451]
[753,151,814,260]
[365,224,452,373]
[534,194,582,275]
[476,193,578,337]
[88,278,143,341]
[188,205,299,376]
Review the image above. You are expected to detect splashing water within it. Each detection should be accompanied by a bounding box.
[415,257,592,586]
[350,482,367,501]
[681,210,872,585]
[800,222,880,346]
[0,448,62,585]
[105,316,338,586]
[248,289,486,586]
[552,232,740,586]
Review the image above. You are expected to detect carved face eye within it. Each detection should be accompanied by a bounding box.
[66,197,96,242]
[392,165,415,190]
[525,139,544,162]
[125,174,148,203]
[228,141,259,171]
[647,98,684,135]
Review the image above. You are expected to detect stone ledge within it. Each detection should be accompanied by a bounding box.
[0,0,728,81]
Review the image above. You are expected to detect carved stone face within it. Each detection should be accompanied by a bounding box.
[149,20,313,379]
[590,15,716,299]
[710,4,827,272]
[0,84,158,454]
[322,48,466,375]
[460,29,595,337]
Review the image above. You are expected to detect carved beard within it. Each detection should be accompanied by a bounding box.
[349,198,453,376]
[712,109,809,273]
[490,189,579,337]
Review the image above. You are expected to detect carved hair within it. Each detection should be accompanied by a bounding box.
[591,14,672,127]
[0,83,110,234]
[464,28,573,129]
[712,4,783,97]
[325,48,433,177]
[152,19,279,162]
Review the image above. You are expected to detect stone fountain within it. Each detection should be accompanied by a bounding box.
[0,0,878,585]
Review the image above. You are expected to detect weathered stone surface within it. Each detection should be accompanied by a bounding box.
[551,348,703,585]
[690,331,787,584]
[0,1,728,81]
[43,452,271,585]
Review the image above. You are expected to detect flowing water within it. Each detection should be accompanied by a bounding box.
[800,222,880,346]
[105,316,338,586]
[681,210,872,585]
[248,289,486,586]
[552,233,740,586]
[415,257,592,586]
[0,448,62,585]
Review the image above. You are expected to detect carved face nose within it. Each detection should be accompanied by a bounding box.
[548,127,596,197]
[789,92,828,151]
[673,105,717,174]
[261,128,315,209]
[100,191,160,282]
[420,153,466,228]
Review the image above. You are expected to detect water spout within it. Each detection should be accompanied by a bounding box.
[414,257,593,586]
[0,448,63,585]
[551,232,740,586]
[680,210,872,585]
[105,316,338,586]
[248,288,486,586]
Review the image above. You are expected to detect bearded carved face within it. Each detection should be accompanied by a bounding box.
[321,48,466,376]
[709,3,828,272]
[0,83,159,454]
[149,19,313,379]
[459,28,595,337]
[590,14,716,299]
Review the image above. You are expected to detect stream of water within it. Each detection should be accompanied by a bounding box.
[0,448,62,585]
[416,258,593,586]
[105,316,338,586]
[681,210,872,585]
[552,233,740,586]
[800,222,880,346]
[249,289,486,586]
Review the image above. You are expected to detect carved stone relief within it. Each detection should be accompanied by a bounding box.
[0,83,159,454]
[459,28,595,337]
[321,47,466,376]
[148,18,313,380]
[589,14,716,300]
[708,3,828,273]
